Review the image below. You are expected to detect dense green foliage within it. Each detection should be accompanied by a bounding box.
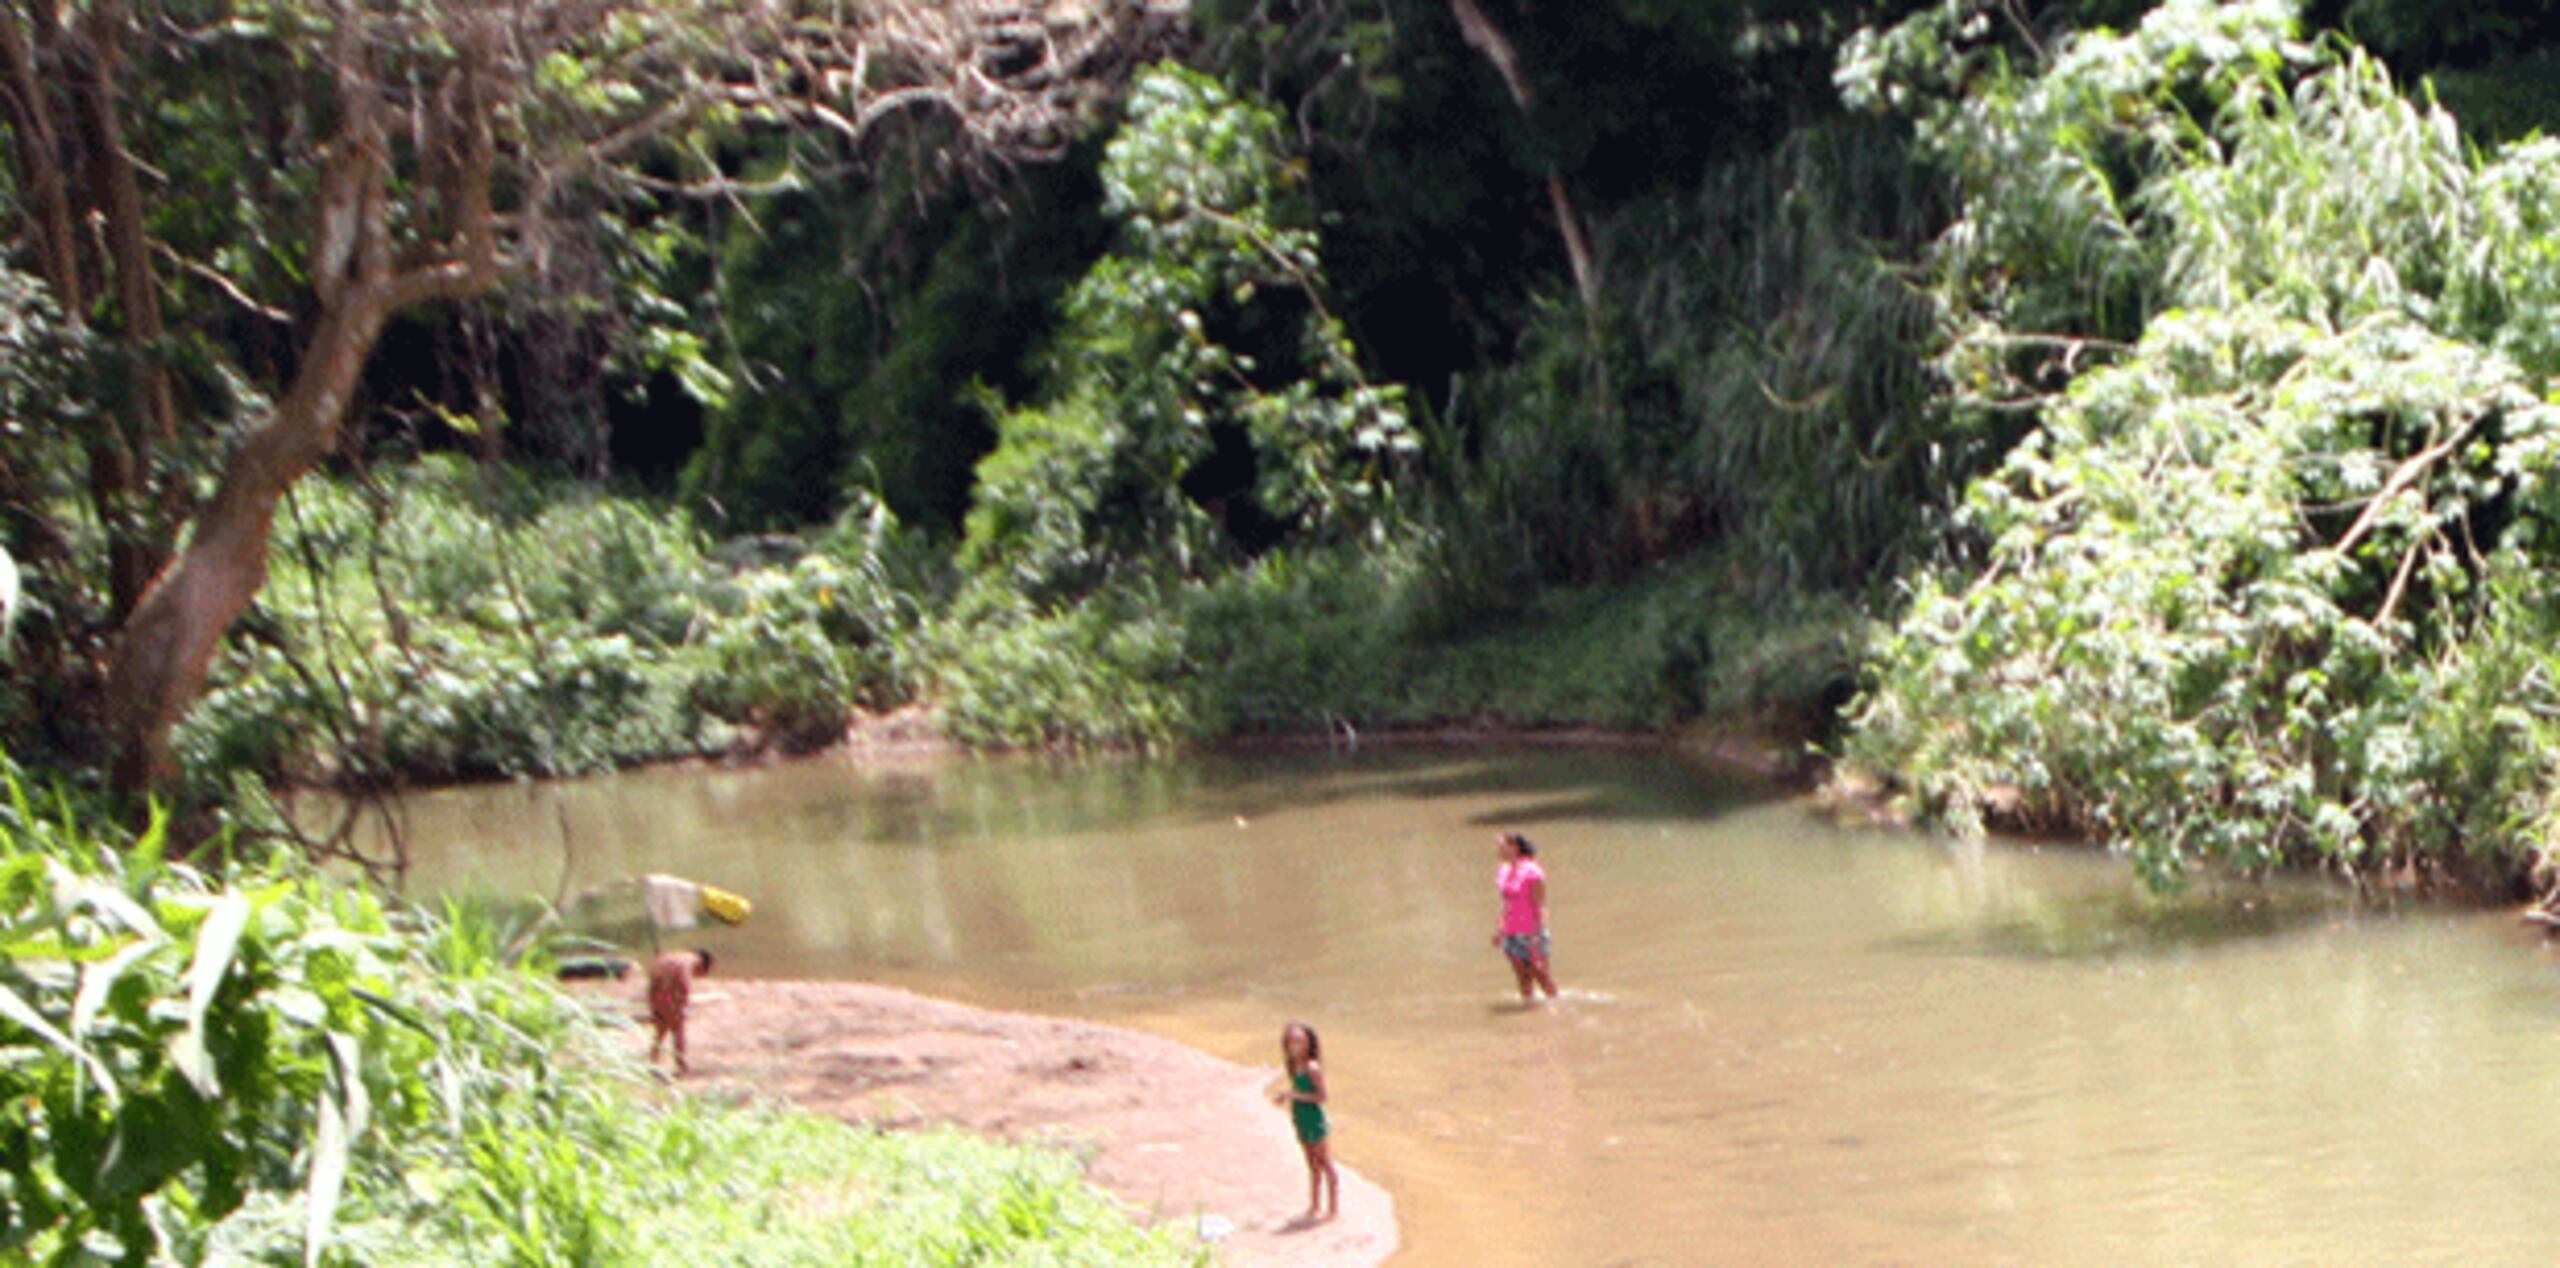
[0,757,1185,1264]
[49,2,2560,1262]
[21,0,2560,898]
[180,458,930,809]
[679,156,1110,533]
[929,546,1854,750]
[1849,0,2560,886]
[963,66,1412,601]
[1426,120,1957,609]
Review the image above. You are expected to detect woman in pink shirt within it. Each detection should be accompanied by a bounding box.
[1490,831,1558,1002]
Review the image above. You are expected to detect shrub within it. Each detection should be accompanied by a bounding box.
[0,771,600,1264]
[690,552,910,751]
[1848,6,2560,888]
[963,65,1412,602]
[926,583,1194,750]
[179,464,936,790]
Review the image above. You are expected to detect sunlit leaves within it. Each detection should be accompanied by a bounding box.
[963,66,1412,603]
[1853,7,2560,888]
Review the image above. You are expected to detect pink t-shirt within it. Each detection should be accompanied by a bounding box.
[1498,859,1546,935]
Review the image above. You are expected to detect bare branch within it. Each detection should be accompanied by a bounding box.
[154,242,290,323]
[2325,418,2475,563]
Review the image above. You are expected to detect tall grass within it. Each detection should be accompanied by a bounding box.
[928,541,1867,749]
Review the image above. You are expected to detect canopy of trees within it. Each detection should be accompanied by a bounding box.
[10,0,2560,891]
[1,0,1175,797]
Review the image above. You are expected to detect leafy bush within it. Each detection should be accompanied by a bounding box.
[1848,2,2560,889]
[928,535,1864,750]
[963,65,1413,602]
[926,583,1195,750]
[179,461,935,791]
[180,462,716,790]
[690,552,908,751]
[1375,562,1820,734]
[0,773,599,1264]
[1176,547,1415,735]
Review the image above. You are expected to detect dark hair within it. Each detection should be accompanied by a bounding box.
[1282,1020,1322,1069]
[1502,831,1537,858]
[695,948,716,974]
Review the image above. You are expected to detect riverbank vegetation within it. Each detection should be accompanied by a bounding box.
[0,754,1188,1263]
[15,0,2560,896]
[17,0,2560,1258]
[1847,0,2560,890]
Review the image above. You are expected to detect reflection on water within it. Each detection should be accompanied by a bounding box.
[344,747,2560,1265]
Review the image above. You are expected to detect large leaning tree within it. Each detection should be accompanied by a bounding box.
[0,0,1177,799]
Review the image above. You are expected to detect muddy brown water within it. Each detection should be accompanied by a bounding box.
[344,746,2560,1265]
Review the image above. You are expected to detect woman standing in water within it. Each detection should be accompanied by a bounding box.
[1491,831,1559,1002]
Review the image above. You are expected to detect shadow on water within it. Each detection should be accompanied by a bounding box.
[812,746,1687,848]
[1362,747,1771,819]
[1461,790,1650,828]
[1881,884,2358,962]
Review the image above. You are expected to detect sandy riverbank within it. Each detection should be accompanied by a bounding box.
[611,977,1399,1266]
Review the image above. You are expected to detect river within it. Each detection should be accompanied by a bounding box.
[350,745,2560,1264]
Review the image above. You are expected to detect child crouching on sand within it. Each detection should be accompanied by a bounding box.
[1272,1020,1339,1222]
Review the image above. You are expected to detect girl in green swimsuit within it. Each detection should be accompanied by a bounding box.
[1273,1021,1339,1222]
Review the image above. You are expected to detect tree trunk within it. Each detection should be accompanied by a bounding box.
[0,11,82,583]
[2,3,178,621]
[0,13,83,313]
[104,6,502,801]
[69,1,180,620]
[1446,0,1600,312]
[106,294,393,797]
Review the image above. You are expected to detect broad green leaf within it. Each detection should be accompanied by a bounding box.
[302,1031,370,1266]
[55,869,167,943]
[305,1076,348,1268]
[70,938,163,1038]
[128,808,170,878]
[174,893,250,1097]
[326,1028,369,1140]
[0,980,118,1105]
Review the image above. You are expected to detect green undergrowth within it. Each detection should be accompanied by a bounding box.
[0,754,1188,1265]
[178,456,933,805]
[511,1110,1189,1268]
[174,457,1858,777]
[1846,0,2560,891]
[929,547,1870,749]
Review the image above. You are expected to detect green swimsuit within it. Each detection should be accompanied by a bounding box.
[1290,1069,1328,1145]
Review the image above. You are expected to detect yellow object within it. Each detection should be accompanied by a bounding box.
[699,884,752,926]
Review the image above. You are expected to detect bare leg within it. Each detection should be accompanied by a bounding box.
[1508,955,1536,1001]
[1529,953,1559,998]
[1301,1143,1323,1218]
[1312,1141,1338,1219]
[673,1017,689,1076]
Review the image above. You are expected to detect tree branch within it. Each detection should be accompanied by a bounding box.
[2325,418,2474,563]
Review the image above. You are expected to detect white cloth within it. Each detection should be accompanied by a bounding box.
[641,874,700,931]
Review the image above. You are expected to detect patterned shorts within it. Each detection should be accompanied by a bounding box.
[1501,931,1551,965]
